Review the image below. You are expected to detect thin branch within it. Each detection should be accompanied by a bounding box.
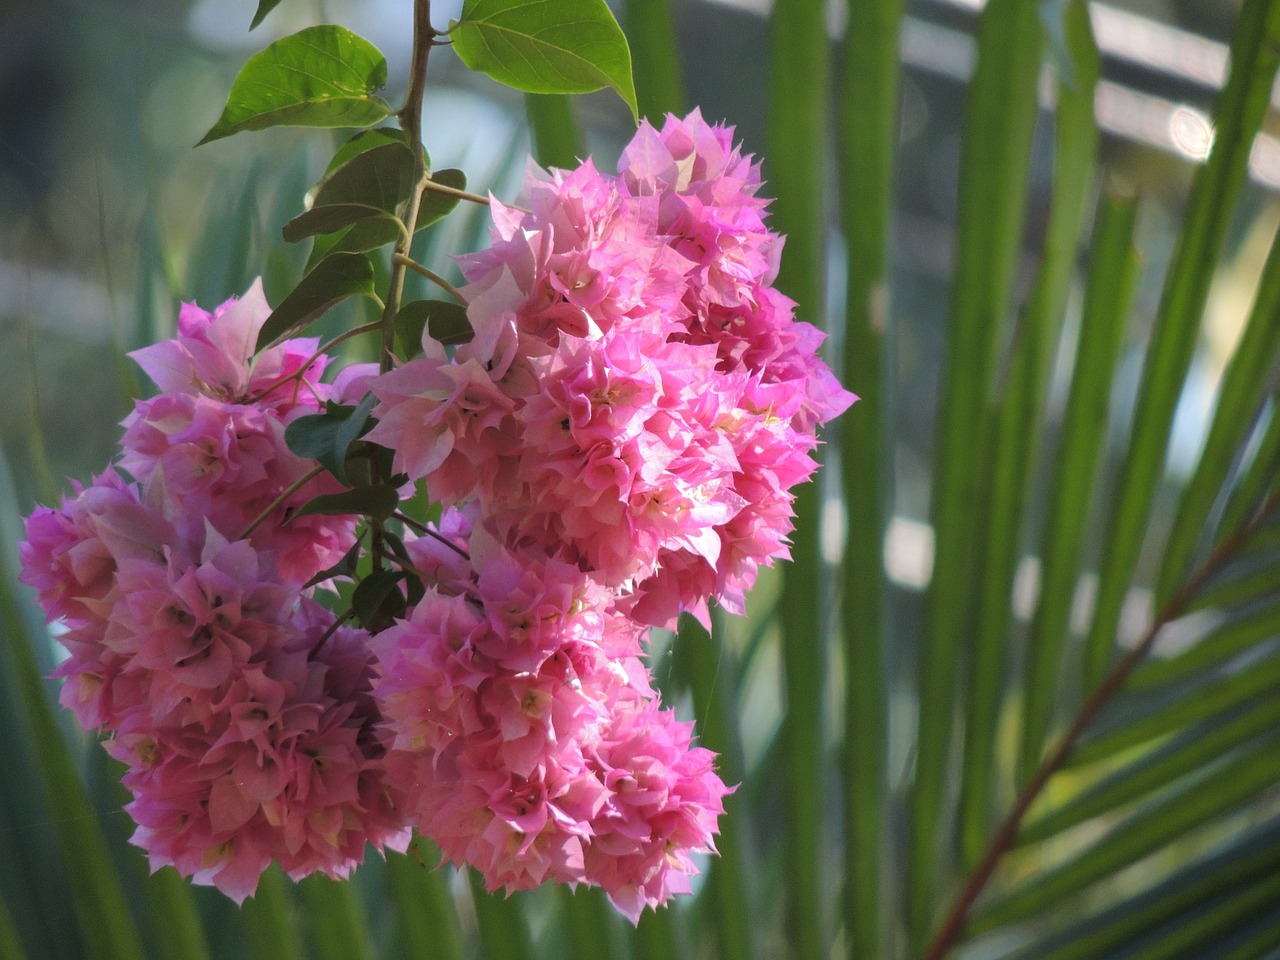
[919,486,1280,960]
[393,253,466,302]
[421,176,492,207]
[309,607,356,658]
[245,321,383,403]
[237,463,327,541]
[393,509,429,534]
[392,509,473,561]
[372,0,435,572]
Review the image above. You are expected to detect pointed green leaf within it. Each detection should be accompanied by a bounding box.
[908,0,1042,940]
[283,142,414,243]
[623,0,686,121]
[451,0,637,118]
[1071,653,1280,769]
[297,876,373,960]
[1126,604,1280,691]
[1002,820,1280,960]
[199,26,392,144]
[351,569,406,630]
[284,393,377,485]
[417,169,467,230]
[250,0,284,29]
[325,128,409,176]
[974,741,1280,932]
[962,0,1100,858]
[1158,222,1280,602]
[293,169,464,259]
[395,300,472,357]
[1020,185,1139,776]
[524,93,585,170]
[1021,698,1280,844]
[286,406,355,481]
[284,205,402,244]
[292,484,399,521]
[334,392,378,466]
[255,252,376,351]
[386,843,465,960]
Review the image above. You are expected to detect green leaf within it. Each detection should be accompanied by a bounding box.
[961,0,1100,861]
[1019,184,1139,776]
[1070,652,1280,769]
[1002,820,1280,960]
[293,485,399,522]
[837,0,900,951]
[468,875,536,960]
[1080,0,1280,686]
[325,128,409,176]
[199,25,393,144]
[451,0,638,118]
[0,540,146,960]
[623,0,686,121]
[283,142,415,244]
[286,407,354,480]
[250,0,284,29]
[559,886,621,960]
[351,569,406,630]
[395,300,472,357]
[1126,604,1280,691]
[768,0,830,956]
[1019,698,1280,845]
[0,894,27,960]
[1158,220,1280,602]
[524,93,584,170]
[242,867,303,960]
[255,252,376,351]
[295,169,465,261]
[334,392,379,466]
[385,843,465,960]
[1216,397,1280,540]
[680,614,755,960]
[416,169,467,230]
[907,0,1042,941]
[284,393,377,485]
[974,741,1280,932]
[297,876,373,960]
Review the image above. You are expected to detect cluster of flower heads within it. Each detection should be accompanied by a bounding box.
[19,111,853,920]
[20,284,408,900]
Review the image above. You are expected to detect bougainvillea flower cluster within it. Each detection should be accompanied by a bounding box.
[20,111,853,920]
[21,283,409,900]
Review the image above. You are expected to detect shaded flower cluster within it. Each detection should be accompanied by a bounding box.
[19,112,852,920]
[364,111,852,915]
[369,109,854,627]
[374,517,728,919]
[20,284,408,901]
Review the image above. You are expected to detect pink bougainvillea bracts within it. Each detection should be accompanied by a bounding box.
[20,111,852,918]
